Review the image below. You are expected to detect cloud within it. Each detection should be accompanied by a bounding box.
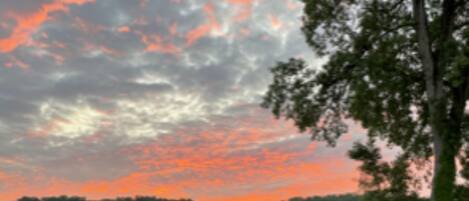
[0,0,94,53]
[226,0,254,23]
[0,104,360,200]
[185,2,221,46]
[269,15,282,29]
[140,33,180,54]
[0,1,359,201]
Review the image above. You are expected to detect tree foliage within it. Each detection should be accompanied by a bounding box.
[18,196,85,201]
[348,140,429,201]
[287,194,360,201]
[262,0,469,201]
[16,196,192,201]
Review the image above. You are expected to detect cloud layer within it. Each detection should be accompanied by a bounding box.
[0,1,361,200]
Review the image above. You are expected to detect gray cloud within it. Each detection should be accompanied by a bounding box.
[0,0,358,200]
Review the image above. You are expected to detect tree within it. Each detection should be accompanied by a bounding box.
[261,1,469,201]
[18,197,41,201]
[348,140,428,201]
[41,196,86,201]
[15,196,193,201]
[287,194,360,201]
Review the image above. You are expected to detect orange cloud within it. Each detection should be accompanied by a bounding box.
[139,33,180,54]
[130,20,181,54]
[0,0,94,53]
[1,107,359,201]
[204,1,219,27]
[117,26,130,33]
[185,2,221,46]
[269,15,282,29]
[199,162,358,201]
[121,116,357,200]
[186,24,214,46]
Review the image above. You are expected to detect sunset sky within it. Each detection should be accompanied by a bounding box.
[0,1,364,200]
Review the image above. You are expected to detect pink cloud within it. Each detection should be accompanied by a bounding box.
[269,15,282,29]
[139,32,181,54]
[0,0,94,53]
[117,26,130,33]
[0,109,359,201]
[185,2,221,46]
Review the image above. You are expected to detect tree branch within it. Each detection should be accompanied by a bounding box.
[412,0,437,99]
[377,22,415,40]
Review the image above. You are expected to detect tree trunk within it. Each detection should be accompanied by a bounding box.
[412,0,459,200]
[428,96,457,201]
[431,126,457,201]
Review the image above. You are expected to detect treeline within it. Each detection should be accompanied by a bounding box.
[287,194,360,201]
[286,188,469,201]
[17,194,360,201]
[17,196,193,201]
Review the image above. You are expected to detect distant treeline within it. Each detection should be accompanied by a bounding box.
[16,194,360,201]
[17,196,193,201]
[17,195,359,201]
[287,194,360,201]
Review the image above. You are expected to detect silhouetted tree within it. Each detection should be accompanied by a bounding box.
[114,197,134,201]
[17,196,193,201]
[135,196,167,201]
[18,197,41,201]
[348,140,428,201]
[41,196,86,201]
[262,1,469,201]
[287,194,360,201]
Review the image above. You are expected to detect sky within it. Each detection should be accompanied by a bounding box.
[0,0,364,200]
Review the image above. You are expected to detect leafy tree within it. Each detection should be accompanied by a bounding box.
[135,196,170,201]
[16,196,193,201]
[261,1,469,201]
[287,194,360,201]
[348,140,428,201]
[18,197,41,201]
[41,196,86,201]
[114,197,134,201]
